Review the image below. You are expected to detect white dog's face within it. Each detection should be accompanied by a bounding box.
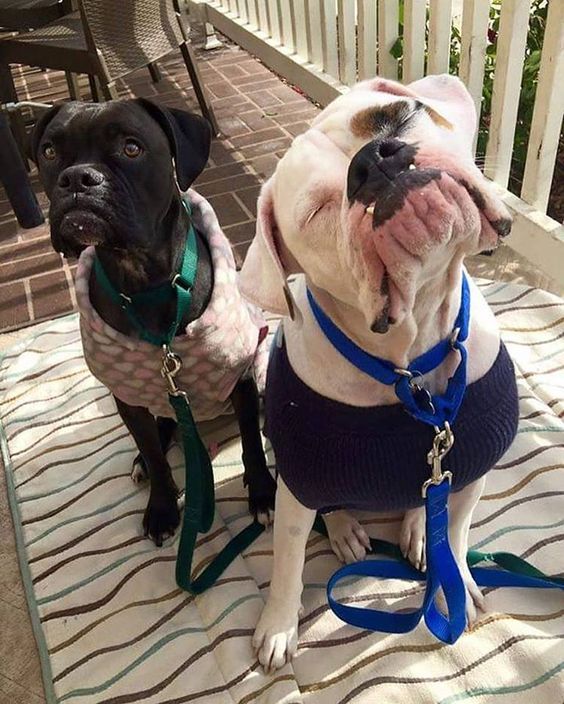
[240,75,512,332]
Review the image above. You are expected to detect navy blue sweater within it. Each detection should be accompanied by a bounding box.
[264,339,519,513]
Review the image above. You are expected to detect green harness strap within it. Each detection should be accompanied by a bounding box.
[94,206,562,598]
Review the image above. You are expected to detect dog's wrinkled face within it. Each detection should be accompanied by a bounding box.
[240,75,512,331]
[31,100,211,258]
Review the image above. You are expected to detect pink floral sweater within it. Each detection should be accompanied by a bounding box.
[75,189,269,421]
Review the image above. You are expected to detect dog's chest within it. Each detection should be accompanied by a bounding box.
[75,209,268,421]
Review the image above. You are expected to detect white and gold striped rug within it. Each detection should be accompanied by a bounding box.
[0,281,563,704]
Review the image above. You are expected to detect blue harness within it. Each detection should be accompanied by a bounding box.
[307,275,564,644]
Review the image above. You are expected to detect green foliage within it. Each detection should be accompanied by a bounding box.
[391,0,549,194]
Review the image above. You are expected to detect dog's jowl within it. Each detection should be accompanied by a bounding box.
[31,99,276,547]
[239,75,518,671]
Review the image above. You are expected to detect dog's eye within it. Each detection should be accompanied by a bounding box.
[42,142,56,160]
[123,140,142,158]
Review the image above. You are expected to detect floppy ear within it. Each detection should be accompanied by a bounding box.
[29,104,63,164]
[407,74,477,149]
[135,98,212,190]
[356,74,477,152]
[238,181,295,318]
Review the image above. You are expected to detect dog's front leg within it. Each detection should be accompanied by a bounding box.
[253,476,315,673]
[114,396,180,546]
[401,477,487,624]
[230,375,276,526]
[448,476,486,624]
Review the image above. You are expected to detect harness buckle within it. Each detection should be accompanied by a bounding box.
[161,345,187,397]
[395,368,437,415]
[422,422,454,497]
[171,273,193,292]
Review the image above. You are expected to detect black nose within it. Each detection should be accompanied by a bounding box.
[347,138,416,201]
[57,165,105,192]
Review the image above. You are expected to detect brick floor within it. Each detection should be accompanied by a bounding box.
[0,29,320,333]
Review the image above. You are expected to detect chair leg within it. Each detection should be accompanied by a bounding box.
[65,71,80,101]
[0,112,44,230]
[148,62,162,83]
[180,41,219,136]
[0,63,29,170]
[87,75,100,102]
[99,80,119,101]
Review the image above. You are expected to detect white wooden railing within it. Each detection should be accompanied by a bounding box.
[191,0,564,285]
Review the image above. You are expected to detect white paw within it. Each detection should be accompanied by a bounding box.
[324,510,371,564]
[252,598,301,673]
[462,567,485,626]
[131,458,148,484]
[434,566,485,627]
[399,506,426,572]
[256,508,275,529]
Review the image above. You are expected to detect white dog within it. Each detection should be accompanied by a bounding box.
[239,75,518,672]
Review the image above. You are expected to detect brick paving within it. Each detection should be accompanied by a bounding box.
[0,31,320,333]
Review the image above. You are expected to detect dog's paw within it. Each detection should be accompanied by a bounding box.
[461,568,485,626]
[252,598,302,673]
[131,453,148,484]
[434,567,485,627]
[399,506,426,572]
[324,510,371,564]
[247,470,277,529]
[143,488,180,547]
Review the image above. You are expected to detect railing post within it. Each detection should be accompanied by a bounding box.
[307,0,323,68]
[459,0,490,150]
[279,0,295,52]
[484,0,531,189]
[320,0,338,77]
[337,0,356,86]
[428,0,452,75]
[293,0,309,60]
[358,0,377,81]
[403,0,426,83]
[520,0,564,213]
[377,0,399,80]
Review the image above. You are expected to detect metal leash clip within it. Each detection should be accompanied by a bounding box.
[161,345,187,398]
[422,421,454,497]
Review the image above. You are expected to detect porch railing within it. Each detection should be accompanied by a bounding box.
[192,0,564,286]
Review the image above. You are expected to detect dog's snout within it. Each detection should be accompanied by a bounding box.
[57,165,105,192]
[347,138,416,202]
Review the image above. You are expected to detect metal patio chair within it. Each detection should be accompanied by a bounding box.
[0,0,218,132]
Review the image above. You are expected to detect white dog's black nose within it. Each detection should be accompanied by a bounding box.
[57,165,105,193]
[347,138,416,202]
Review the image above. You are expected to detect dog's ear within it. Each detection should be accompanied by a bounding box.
[407,74,477,149]
[29,104,63,164]
[356,74,476,152]
[238,181,296,319]
[136,98,212,190]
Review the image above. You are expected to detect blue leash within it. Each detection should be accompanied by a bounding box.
[307,275,563,644]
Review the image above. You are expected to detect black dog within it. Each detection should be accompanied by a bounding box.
[31,100,276,546]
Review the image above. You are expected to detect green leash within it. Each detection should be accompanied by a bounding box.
[95,204,562,599]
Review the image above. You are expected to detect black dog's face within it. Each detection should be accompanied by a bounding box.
[32,100,211,257]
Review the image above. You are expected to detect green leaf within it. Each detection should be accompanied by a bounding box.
[390,37,403,60]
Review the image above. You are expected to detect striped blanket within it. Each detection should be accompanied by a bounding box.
[0,281,562,704]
